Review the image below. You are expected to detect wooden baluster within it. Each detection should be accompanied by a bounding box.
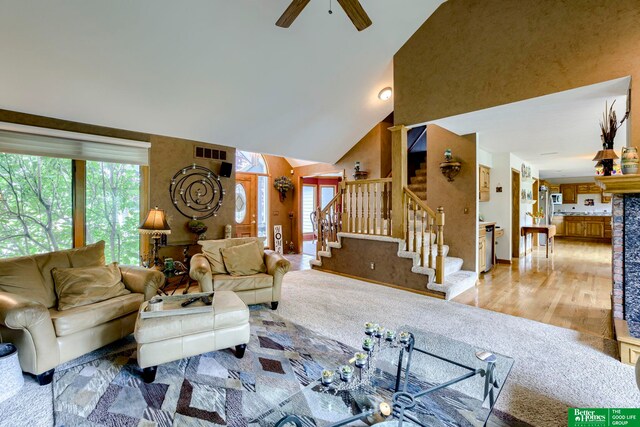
[315,206,322,256]
[428,216,434,268]
[436,206,445,284]
[372,183,378,235]
[412,199,418,253]
[405,193,410,250]
[387,183,392,236]
[364,183,369,234]
[420,210,426,267]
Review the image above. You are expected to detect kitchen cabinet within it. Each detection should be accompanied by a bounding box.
[576,184,590,194]
[479,165,490,202]
[565,219,584,237]
[602,193,612,204]
[548,184,561,194]
[562,216,611,241]
[561,184,577,204]
[551,215,565,236]
[588,184,601,193]
[478,235,486,273]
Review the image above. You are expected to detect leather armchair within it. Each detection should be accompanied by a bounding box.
[190,248,290,309]
[0,251,163,385]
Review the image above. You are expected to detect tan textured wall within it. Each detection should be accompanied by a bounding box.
[149,135,236,246]
[426,125,477,270]
[263,155,296,251]
[394,0,640,150]
[317,237,442,296]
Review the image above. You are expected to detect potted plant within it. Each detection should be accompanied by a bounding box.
[526,208,545,225]
[273,176,294,202]
[187,220,208,240]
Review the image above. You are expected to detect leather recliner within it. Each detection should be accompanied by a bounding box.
[189,237,291,310]
[0,241,164,385]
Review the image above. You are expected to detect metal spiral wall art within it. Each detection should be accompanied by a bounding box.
[169,164,225,220]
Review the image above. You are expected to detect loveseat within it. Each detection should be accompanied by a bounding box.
[189,237,290,309]
[0,241,164,384]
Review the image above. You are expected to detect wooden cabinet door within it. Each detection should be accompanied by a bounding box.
[561,184,577,204]
[478,236,486,272]
[479,165,490,202]
[585,221,604,238]
[588,184,601,193]
[549,185,560,194]
[576,184,590,194]
[552,216,565,236]
[565,220,584,237]
[601,193,612,204]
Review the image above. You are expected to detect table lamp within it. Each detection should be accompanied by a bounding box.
[139,206,171,267]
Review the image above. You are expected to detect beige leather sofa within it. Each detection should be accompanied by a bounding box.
[0,241,164,385]
[135,291,250,383]
[189,237,291,309]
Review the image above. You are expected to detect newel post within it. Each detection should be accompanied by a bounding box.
[436,206,445,284]
[389,125,408,238]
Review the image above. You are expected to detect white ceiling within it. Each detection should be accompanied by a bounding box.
[430,77,631,179]
[0,0,443,163]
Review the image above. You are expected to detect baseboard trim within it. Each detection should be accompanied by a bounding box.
[311,266,446,300]
[496,258,512,264]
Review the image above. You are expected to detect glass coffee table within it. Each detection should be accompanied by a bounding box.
[251,326,513,427]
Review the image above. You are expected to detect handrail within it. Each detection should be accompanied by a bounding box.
[402,187,445,284]
[319,191,342,217]
[315,189,343,255]
[403,187,436,219]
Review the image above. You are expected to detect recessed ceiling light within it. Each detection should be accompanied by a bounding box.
[378,87,392,101]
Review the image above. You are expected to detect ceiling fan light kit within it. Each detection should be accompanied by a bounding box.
[276,0,372,31]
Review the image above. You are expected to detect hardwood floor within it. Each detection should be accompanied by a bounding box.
[284,253,314,271]
[455,238,613,339]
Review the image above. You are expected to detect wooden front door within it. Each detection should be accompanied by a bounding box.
[512,169,520,258]
[235,173,257,237]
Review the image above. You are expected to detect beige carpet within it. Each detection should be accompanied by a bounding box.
[276,269,639,427]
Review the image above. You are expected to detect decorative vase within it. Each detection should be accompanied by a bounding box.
[534,217,540,225]
[621,147,639,175]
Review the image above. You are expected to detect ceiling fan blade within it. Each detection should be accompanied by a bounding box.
[276,0,311,28]
[337,0,372,31]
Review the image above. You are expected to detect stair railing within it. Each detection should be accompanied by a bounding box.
[342,178,392,235]
[403,188,445,284]
[315,190,343,255]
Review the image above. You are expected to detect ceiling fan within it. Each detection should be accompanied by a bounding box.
[276,0,372,31]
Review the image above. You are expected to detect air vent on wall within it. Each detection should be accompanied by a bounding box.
[194,146,227,161]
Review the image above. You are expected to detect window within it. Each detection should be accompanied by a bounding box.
[236,150,267,174]
[0,124,149,262]
[320,186,336,209]
[302,185,317,234]
[257,175,268,239]
[0,153,72,257]
[85,161,141,265]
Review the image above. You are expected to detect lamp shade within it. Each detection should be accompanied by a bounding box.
[138,207,171,235]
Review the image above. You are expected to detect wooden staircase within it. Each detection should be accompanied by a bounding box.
[407,161,427,200]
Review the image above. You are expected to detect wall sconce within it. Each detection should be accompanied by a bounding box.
[439,149,461,182]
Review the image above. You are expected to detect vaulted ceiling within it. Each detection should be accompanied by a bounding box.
[0,1,443,163]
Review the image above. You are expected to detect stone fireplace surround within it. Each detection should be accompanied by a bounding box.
[597,176,640,364]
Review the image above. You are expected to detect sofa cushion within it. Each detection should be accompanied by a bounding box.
[199,237,265,274]
[213,273,273,292]
[52,262,130,311]
[49,293,143,337]
[0,255,52,307]
[220,242,267,276]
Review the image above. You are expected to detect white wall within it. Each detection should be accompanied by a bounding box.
[556,193,612,213]
[510,154,539,256]
[479,152,512,260]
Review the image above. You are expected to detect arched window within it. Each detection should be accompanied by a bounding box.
[235,151,269,243]
[236,150,267,174]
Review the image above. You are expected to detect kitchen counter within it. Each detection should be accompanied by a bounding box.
[553,212,611,217]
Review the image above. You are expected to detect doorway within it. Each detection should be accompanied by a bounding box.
[299,174,343,255]
[235,151,269,242]
[511,169,520,258]
[235,173,256,237]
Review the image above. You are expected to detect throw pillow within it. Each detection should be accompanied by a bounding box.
[52,262,130,311]
[220,242,267,276]
[199,237,266,274]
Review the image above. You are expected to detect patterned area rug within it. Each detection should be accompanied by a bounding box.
[53,307,531,427]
